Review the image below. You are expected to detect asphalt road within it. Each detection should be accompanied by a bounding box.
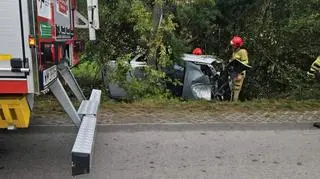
[0,123,320,179]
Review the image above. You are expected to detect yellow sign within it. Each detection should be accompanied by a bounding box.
[0,54,12,61]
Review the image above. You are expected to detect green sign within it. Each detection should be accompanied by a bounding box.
[40,22,52,38]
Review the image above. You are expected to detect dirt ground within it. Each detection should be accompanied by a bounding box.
[31,108,320,126]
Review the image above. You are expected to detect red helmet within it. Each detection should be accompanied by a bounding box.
[230,36,244,48]
[192,48,202,55]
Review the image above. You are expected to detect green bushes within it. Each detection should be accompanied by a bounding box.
[71,61,104,97]
[77,0,320,101]
[173,0,320,100]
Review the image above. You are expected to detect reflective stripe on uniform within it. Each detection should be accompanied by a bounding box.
[310,56,320,71]
[308,56,320,78]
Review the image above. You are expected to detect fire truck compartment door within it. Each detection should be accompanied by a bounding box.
[0,0,31,78]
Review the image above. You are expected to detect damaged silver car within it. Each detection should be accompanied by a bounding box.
[182,54,227,100]
[105,53,251,101]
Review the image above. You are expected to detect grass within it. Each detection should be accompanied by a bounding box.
[32,95,80,117]
[32,95,320,116]
[102,98,320,114]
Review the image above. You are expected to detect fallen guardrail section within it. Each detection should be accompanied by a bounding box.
[71,89,101,176]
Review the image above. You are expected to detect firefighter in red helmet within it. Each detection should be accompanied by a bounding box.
[192,48,203,55]
[229,36,249,101]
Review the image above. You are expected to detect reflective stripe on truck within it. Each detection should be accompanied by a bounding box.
[0,80,28,94]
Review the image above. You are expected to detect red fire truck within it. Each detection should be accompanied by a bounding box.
[0,0,100,176]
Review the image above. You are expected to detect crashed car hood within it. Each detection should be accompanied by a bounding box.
[182,54,223,65]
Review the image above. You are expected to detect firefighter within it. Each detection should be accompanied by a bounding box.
[307,56,320,128]
[193,48,203,55]
[307,56,320,81]
[229,36,249,102]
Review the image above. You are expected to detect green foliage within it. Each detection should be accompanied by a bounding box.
[82,0,179,100]
[78,0,320,101]
[193,0,320,99]
[107,54,170,100]
[129,0,152,42]
[148,13,177,67]
[71,61,103,96]
[175,0,222,54]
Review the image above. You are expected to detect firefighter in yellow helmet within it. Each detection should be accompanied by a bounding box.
[229,36,249,102]
[307,56,320,128]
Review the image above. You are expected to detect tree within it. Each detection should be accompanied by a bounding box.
[78,0,320,100]
[81,0,181,100]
